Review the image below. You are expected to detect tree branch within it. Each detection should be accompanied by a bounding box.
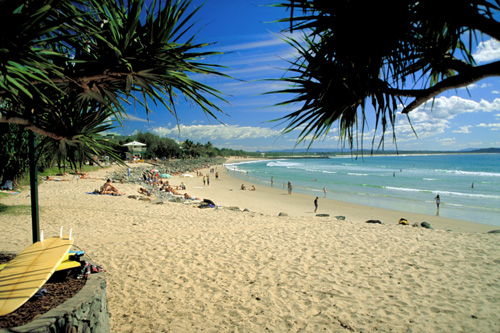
[391,61,500,113]
[0,112,74,141]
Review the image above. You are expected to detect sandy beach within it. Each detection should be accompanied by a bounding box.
[0,160,499,332]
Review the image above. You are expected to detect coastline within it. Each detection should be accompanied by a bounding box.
[181,158,495,233]
[0,160,499,331]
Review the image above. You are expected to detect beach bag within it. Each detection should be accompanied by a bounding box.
[398,218,409,225]
[78,261,106,279]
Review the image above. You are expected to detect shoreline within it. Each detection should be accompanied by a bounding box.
[179,158,496,234]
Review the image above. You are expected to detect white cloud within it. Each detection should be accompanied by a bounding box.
[124,114,150,123]
[410,96,500,121]
[151,124,282,141]
[473,39,500,63]
[219,37,288,52]
[395,120,447,141]
[435,137,456,146]
[453,125,472,133]
[393,96,500,144]
[477,123,500,130]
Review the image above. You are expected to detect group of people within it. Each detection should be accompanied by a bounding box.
[138,180,187,196]
[142,171,169,186]
[240,184,256,191]
[198,166,221,186]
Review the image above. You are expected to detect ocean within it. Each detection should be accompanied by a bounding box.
[225,154,500,226]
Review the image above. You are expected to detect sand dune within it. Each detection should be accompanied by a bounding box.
[0,162,498,332]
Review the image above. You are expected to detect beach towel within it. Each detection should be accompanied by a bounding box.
[86,191,123,196]
[1,191,19,195]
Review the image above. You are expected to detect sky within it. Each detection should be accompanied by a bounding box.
[115,0,500,152]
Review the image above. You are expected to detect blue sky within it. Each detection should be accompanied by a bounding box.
[116,0,500,152]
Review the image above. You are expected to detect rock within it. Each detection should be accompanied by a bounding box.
[243,208,250,212]
[487,229,500,234]
[398,218,409,225]
[335,216,345,221]
[227,206,240,211]
[421,222,432,229]
[278,212,288,217]
[172,197,184,203]
[127,195,138,199]
[315,214,330,217]
[366,219,382,224]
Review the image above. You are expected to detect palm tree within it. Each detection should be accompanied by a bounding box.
[0,0,228,241]
[181,139,195,158]
[271,0,500,150]
[0,0,227,152]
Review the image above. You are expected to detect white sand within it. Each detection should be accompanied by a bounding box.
[0,161,499,332]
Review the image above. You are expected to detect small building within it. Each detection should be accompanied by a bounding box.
[123,141,147,160]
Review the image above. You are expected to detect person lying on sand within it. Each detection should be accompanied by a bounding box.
[46,176,70,181]
[78,173,97,180]
[139,187,151,196]
[184,193,201,200]
[166,185,181,195]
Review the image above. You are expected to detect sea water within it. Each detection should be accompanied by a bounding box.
[225,154,500,226]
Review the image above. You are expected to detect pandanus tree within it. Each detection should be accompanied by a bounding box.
[271,0,500,150]
[0,0,227,241]
[0,0,227,171]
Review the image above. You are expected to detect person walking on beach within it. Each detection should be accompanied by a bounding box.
[203,176,206,186]
[434,194,440,215]
[271,176,274,187]
[323,187,327,198]
[287,181,292,195]
[314,197,318,213]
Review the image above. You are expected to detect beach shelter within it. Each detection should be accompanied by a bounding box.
[123,141,147,159]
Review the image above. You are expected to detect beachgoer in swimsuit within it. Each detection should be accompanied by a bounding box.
[46,176,69,181]
[434,194,440,215]
[184,193,201,200]
[101,179,124,195]
[139,187,151,196]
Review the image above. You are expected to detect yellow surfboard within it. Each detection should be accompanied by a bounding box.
[0,259,81,272]
[0,236,74,316]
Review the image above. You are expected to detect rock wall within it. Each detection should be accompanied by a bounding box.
[1,272,109,333]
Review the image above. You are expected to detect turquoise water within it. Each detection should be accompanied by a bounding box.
[225,154,500,226]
